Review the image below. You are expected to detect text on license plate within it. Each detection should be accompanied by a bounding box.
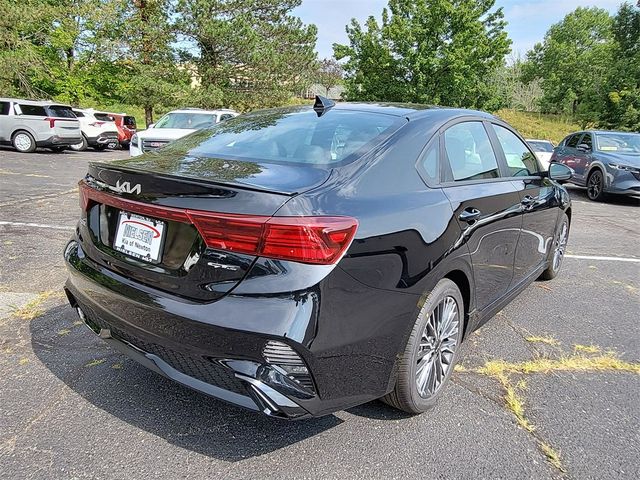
[113,212,165,262]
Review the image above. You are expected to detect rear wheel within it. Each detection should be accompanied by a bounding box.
[93,144,107,151]
[586,169,606,201]
[382,278,464,414]
[540,213,569,280]
[12,131,36,153]
[70,136,87,152]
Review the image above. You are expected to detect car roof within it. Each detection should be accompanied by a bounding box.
[0,97,72,107]
[566,130,638,136]
[526,138,553,143]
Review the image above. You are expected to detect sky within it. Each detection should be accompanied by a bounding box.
[293,0,623,60]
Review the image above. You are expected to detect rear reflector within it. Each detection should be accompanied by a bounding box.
[79,181,358,265]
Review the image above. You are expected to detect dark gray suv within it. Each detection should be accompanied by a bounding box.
[551,130,640,201]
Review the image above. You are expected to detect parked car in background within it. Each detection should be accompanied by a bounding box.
[0,98,81,153]
[129,108,238,156]
[70,109,119,151]
[526,139,555,169]
[65,98,573,419]
[551,130,640,201]
[109,113,137,148]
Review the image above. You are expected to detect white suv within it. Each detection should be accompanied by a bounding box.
[130,108,238,156]
[71,109,119,151]
[0,98,82,153]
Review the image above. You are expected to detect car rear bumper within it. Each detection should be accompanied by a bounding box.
[36,135,83,147]
[87,132,119,146]
[63,238,412,418]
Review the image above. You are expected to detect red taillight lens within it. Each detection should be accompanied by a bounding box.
[79,182,358,265]
[45,117,56,128]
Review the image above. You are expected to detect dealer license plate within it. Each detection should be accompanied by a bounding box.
[113,212,165,262]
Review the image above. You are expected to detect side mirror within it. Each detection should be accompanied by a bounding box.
[548,163,573,181]
[576,143,590,152]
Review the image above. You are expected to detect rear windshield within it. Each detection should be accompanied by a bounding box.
[176,108,402,166]
[94,112,114,122]
[527,140,553,152]
[46,105,76,118]
[155,112,217,129]
[596,132,640,154]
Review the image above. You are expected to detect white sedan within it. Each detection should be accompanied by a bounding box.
[130,108,238,156]
[526,139,555,170]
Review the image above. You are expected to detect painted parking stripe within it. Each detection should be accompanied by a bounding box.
[565,254,640,263]
[0,221,74,231]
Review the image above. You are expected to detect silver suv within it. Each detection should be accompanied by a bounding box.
[0,98,82,153]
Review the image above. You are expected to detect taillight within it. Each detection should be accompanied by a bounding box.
[45,117,56,128]
[79,182,358,265]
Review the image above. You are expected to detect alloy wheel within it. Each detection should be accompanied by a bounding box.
[415,295,460,398]
[14,133,32,152]
[587,171,602,200]
[552,221,568,272]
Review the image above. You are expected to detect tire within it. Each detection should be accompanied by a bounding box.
[586,169,606,201]
[93,144,107,151]
[12,131,36,153]
[49,146,66,153]
[70,135,87,152]
[540,213,569,280]
[382,278,464,414]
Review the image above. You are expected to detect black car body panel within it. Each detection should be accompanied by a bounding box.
[64,103,571,418]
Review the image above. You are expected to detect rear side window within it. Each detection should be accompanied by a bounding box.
[46,105,75,118]
[443,122,500,182]
[19,104,46,116]
[73,111,85,118]
[180,108,402,166]
[124,116,136,127]
[417,140,439,185]
[581,133,593,149]
[493,125,540,176]
[0,101,10,115]
[566,134,581,148]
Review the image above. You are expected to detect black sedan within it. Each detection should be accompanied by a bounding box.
[64,97,573,419]
[551,130,640,201]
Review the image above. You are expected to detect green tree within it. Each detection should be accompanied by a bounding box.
[334,0,511,108]
[176,0,318,111]
[315,58,344,97]
[523,7,614,120]
[598,2,640,131]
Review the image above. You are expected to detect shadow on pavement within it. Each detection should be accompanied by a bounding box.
[30,304,343,461]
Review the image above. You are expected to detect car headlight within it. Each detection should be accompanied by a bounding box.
[130,134,138,148]
[610,163,640,173]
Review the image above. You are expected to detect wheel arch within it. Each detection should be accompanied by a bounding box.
[443,269,473,339]
[11,127,36,140]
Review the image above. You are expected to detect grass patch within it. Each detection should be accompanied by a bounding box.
[57,329,71,336]
[573,344,600,354]
[494,109,581,144]
[10,290,62,321]
[18,358,29,365]
[540,443,566,473]
[525,336,559,346]
[85,359,105,368]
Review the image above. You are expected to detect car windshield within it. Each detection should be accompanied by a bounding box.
[596,133,640,154]
[170,107,403,166]
[155,112,217,129]
[527,140,554,152]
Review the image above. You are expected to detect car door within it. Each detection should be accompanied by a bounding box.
[561,133,589,184]
[440,120,523,313]
[0,101,12,142]
[490,123,559,287]
[572,132,594,183]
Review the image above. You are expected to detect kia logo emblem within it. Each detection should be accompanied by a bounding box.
[114,180,141,195]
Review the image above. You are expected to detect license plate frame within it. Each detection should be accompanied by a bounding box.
[113,211,166,263]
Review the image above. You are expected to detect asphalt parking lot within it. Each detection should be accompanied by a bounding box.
[1,147,639,479]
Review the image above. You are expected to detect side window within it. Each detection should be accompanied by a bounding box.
[219,114,234,122]
[443,122,500,182]
[417,139,439,184]
[18,104,46,116]
[566,134,581,148]
[493,125,540,176]
[0,101,10,115]
[581,133,592,149]
[73,111,85,118]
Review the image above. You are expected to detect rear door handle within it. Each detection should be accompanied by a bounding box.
[459,208,481,223]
